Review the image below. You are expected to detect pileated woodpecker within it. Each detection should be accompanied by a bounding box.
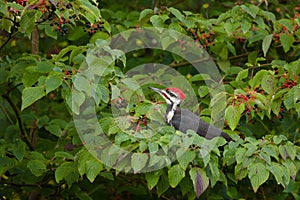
[149,87,232,142]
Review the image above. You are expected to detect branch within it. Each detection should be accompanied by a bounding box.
[1,83,34,151]
[0,16,17,50]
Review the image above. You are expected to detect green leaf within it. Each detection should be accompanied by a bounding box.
[20,11,35,37]
[45,25,57,39]
[267,163,283,185]
[234,163,247,181]
[208,158,220,187]
[249,70,268,88]
[0,1,9,16]
[261,75,275,94]
[45,124,62,137]
[280,33,294,53]
[150,15,168,27]
[55,151,74,160]
[13,140,26,161]
[168,164,185,188]
[136,103,152,115]
[248,162,269,192]
[46,74,63,94]
[284,160,298,180]
[235,148,247,164]
[139,9,153,21]
[241,4,259,18]
[190,74,211,82]
[36,61,55,73]
[22,71,40,87]
[278,19,294,32]
[284,89,295,110]
[176,150,196,170]
[145,170,162,190]
[78,0,100,23]
[167,7,184,22]
[74,75,91,96]
[225,105,240,130]
[131,153,148,173]
[261,144,279,160]
[236,69,248,81]
[157,171,169,197]
[55,162,75,183]
[27,160,46,177]
[262,34,273,57]
[71,89,85,115]
[189,167,209,198]
[21,86,45,111]
[161,36,176,50]
[78,150,103,182]
[198,85,209,97]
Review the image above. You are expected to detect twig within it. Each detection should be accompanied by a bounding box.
[0,16,16,50]
[1,83,34,151]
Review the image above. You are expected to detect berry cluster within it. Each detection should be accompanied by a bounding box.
[189,28,214,49]
[273,13,300,43]
[83,21,104,35]
[50,15,71,36]
[281,73,298,89]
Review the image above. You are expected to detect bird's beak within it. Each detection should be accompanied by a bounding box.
[148,86,162,94]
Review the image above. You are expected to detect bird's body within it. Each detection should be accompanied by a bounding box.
[150,86,232,142]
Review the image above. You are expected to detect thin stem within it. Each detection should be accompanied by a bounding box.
[1,83,34,150]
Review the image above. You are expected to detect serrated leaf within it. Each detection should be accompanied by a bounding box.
[27,160,46,177]
[131,153,148,173]
[168,164,185,188]
[189,167,209,198]
[21,86,45,111]
[225,105,240,130]
[262,34,273,57]
[248,162,269,192]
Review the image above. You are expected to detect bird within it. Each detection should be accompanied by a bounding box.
[149,86,232,142]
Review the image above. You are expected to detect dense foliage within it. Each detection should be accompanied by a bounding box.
[0,0,299,199]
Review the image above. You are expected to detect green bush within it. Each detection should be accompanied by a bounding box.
[0,0,299,199]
